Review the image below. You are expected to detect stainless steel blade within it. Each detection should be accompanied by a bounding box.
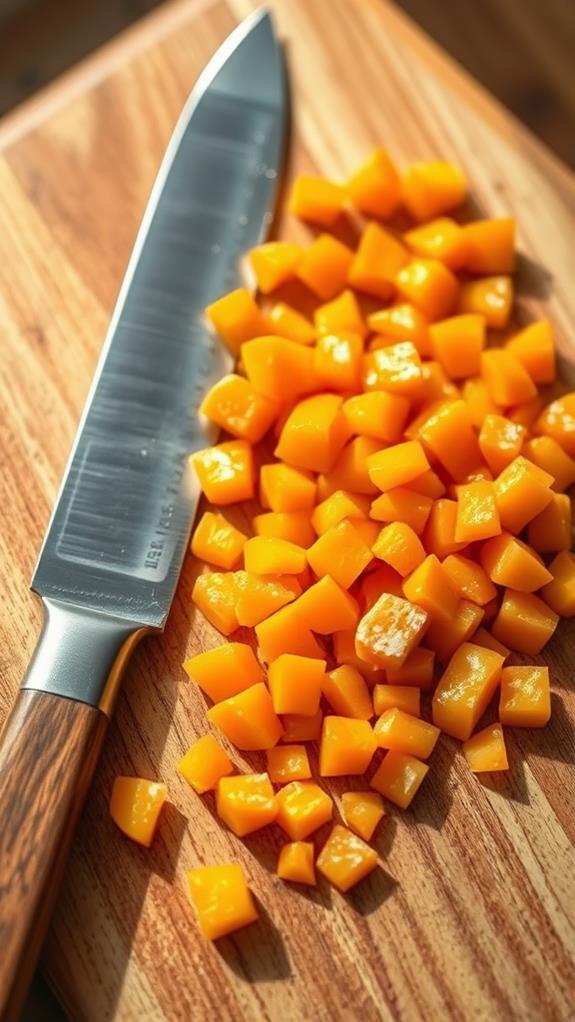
[31,10,287,629]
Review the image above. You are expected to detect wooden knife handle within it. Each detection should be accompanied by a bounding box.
[0,689,108,1022]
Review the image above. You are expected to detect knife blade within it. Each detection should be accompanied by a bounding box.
[0,11,287,1019]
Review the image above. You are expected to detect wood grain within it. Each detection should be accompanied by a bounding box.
[0,691,107,1022]
[0,0,574,1020]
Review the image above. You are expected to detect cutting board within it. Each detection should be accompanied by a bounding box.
[1,0,574,1019]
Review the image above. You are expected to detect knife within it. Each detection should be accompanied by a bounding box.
[0,11,287,1020]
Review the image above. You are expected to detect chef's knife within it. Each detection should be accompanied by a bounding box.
[0,11,287,1020]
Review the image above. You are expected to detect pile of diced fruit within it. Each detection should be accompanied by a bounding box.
[109,150,575,942]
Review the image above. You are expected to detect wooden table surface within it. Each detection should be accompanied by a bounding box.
[0,1,574,1020]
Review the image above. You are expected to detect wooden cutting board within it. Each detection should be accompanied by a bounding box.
[1,0,574,1019]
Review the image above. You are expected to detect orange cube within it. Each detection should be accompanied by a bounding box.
[401,161,467,221]
[395,259,458,321]
[372,521,426,576]
[367,303,431,356]
[312,490,369,535]
[499,666,551,727]
[481,349,537,407]
[480,533,552,592]
[462,377,499,429]
[191,441,254,505]
[266,745,312,784]
[319,716,376,776]
[454,480,501,543]
[373,684,421,717]
[216,773,277,836]
[355,592,428,670]
[322,436,381,496]
[192,572,238,635]
[254,510,316,548]
[404,217,469,270]
[242,335,316,402]
[314,288,367,338]
[522,437,575,494]
[442,554,497,606]
[243,536,307,576]
[370,487,433,536]
[472,626,509,660]
[402,554,459,623]
[341,792,385,842]
[461,218,516,274]
[313,332,363,392]
[260,463,316,512]
[491,589,559,654]
[187,863,258,940]
[205,287,268,354]
[494,456,554,534]
[268,653,326,716]
[421,499,467,560]
[506,320,555,385]
[322,665,373,720]
[370,751,429,809]
[207,683,283,751]
[348,222,408,300]
[249,241,302,293]
[360,563,404,605]
[297,233,354,300]
[347,148,400,219]
[200,374,278,443]
[417,360,460,406]
[177,735,234,794]
[541,551,575,616]
[343,391,409,445]
[268,302,316,345]
[255,602,324,662]
[275,781,333,839]
[478,414,526,476]
[289,175,346,226]
[528,494,572,553]
[386,647,435,688]
[317,825,378,891]
[234,572,299,627]
[277,842,316,885]
[535,392,575,457]
[275,393,348,474]
[367,441,429,491]
[457,275,513,328]
[191,511,247,570]
[430,314,485,379]
[362,340,424,399]
[110,777,166,847]
[463,723,508,773]
[418,400,481,482]
[293,574,360,633]
[424,599,484,664]
[307,519,372,589]
[281,709,324,743]
[183,643,264,702]
[374,707,440,759]
[432,641,504,740]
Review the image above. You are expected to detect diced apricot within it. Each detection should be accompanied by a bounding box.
[463,723,508,773]
[205,288,268,354]
[506,320,555,384]
[191,511,247,570]
[293,574,360,634]
[478,414,525,476]
[234,572,298,627]
[281,709,324,743]
[395,259,458,321]
[371,751,429,809]
[289,175,346,227]
[177,734,234,795]
[187,863,258,940]
[455,480,501,543]
[307,519,372,588]
[430,314,485,379]
[110,777,166,847]
[491,589,559,655]
[314,288,367,338]
[457,275,513,328]
[347,148,400,218]
[494,456,554,534]
[386,647,435,688]
[421,499,466,559]
[276,781,333,839]
[528,494,572,553]
[319,716,376,776]
[523,437,575,493]
[242,335,316,402]
[461,218,515,274]
[275,393,348,474]
[441,554,496,606]
[418,400,482,481]
[249,241,302,293]
[404,216,468,270]
[322,436,381,496]
[362,340,424,399]
[192,572,238,635]
[367,441,429,492]
[253,510,316,548]
[191,441,254,505]
[407,469,447,500]
[266,745,311,784]
[260,463,316,512]
[183,643,264,702]
[370,487,432,537]
[348,222,408,300]
[317,824,378,891]
[200,374,278,443]
[401,161,466,221]
[499,666,551,727]
[268,654,325,716]
[480,533,552,592]
[426,599,484,663]
[373,685,421,717]
[462,378,499,429]
[297,234,354,300]
[472,626,509,660]
[268,302,316,345]
[312,490,368,535]
[402,554,459,623]
[255,602,324,662]
[355,591,428,670]
[432,642,504,740]
[372,521,426,576]
[216,773,277,836]
[341,792,385,842]
[360,564,404,607]
[481,349,537,408]
[322,665,373,720]
[243,536,307,576]
[343,391,410,445]
[313,332,363,392]
[207,683,283,751]
[541,551,575,616]
[374,707,439,760]
[333,630,386,682]
[277,842,316,885]
[535,393,575,457]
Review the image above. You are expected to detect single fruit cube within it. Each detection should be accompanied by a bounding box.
[341,792,385,842]
[260,463,316,512]
[243,536,307,576]
[200,374,279,443]
[355,591,428,670]
[506,320,555,384]
[191,511,247,570]
[319,716,376,776]
[322,436,381,496]
[266,744,312,784]
[523,437,575,494]
[421,499,467,559]
[461,218,515,274]
[289,175,346,227]
[268,654,326,716]
[192,572,238,635]
[373,685,421,717]
[463,723,508,773]
[242,335,315,402]
[404,217,469,270]
[454,480,501,543]
[307,519,372,589]
[276,781,333,839]
[541,551,575,616]
[314,289,367,338]
[401,161,466,221]
[347,148,400,218]
[367,303,431,356]
[360,564,404,606]
[313,332,363,392]
[177,735,233,794]
[528,494,572,553]
[386,647,435,688]
[418,400,482,482]
[442,554,497,606]
[402,554,459,623]
[205,288,267,354]
[249,241,302,293]
[492,589,559,654]
[472,626,510,660]
[312,490,369,535]
[370,487,433,536]
[462,377,499,428]
[457,275,513,328]
[395,259,458,321]
[374,707,439,760]
[293,574,360,633]
[333,629,386,681]
[322,665,373,720]
[362,341,424,399]
[535,393,575,457]
[478,414,526,477]
[480,533,552,592]
[183,643,264,702]
[430,314,485,379]
[317,824,378,891]
[344,391,410,444]
[367,441,429,492]
[277,842,316,885]
[110,777,166,847]
[432,641,504,740]
[254,510,316,548]
[207,683,283,751]
[494,456,554,534]
[234,572,299,627]
[191,441,254,505]
[187,863,258,940]
[297,233,354,300]
[372,521,426,576]
[499,666,551,727]
[275,393,348,474]
[255,603,324,662]
[348,222,408,300]
[370,751,429,809]
[481,349,536,407]
[281,709,324,743]
[424,598,484,664]
[268,302,316,345]
[216,772,277,836]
